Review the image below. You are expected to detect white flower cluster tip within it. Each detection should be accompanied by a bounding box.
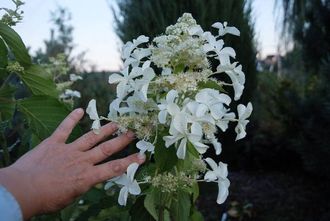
[86,13,252,206]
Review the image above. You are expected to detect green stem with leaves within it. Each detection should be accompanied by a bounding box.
[0,73,13,90]
[1,131,10,166]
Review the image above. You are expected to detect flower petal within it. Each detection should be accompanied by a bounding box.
[91,120,101,133]
[109,73,124,84]
[118,186,129,206]
[127,163,139,181]
[176,138,187,159]
[129,180,141,195]
[196,103,208,117]
[216,179,230,204]
[158,110,168,124]
[211,138,222,155]
[166,90,178,103]
[204,171,217,181]
[172,113,187,133]
[136,140,155,154]
[204,157,218,171]
[86,99,99,120]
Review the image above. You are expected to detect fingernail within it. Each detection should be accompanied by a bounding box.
[126,131,135,139]
[76,108,84,114]
[138,152,146,162]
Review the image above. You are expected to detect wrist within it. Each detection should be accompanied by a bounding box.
[0,166,41,220]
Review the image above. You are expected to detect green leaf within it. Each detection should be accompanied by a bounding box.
[18,65,58,98]
[0,37,8,76]
[170,192,191,221]
[191,182,199,203]
[177,143,200,171]
[83,187,105,204]
[198,80,226,93]
[187,141,200,158]
[173,63,185,74]
[0,23,31,67]
[30,133,41,148]
[144,189,159,220]
[0,85,16,121]
[60,201,78,221]
[190,208,204,221]
[17,96,81,141]
[154,134,177,172]
[131,196,155,221]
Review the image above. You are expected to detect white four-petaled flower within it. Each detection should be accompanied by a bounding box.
[212,21,240,37]
[105,163,141,206]
[158,89,180,124]
[195,88,231,120]
[163,112,208,159]
[86,99,101,133]
[204,158,230,204]
[136,140,155,154]
[235,102,253,140]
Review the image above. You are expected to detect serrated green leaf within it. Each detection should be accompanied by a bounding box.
[30,133,41,148]
[18,65,58,98]
[60,201,78,221]
[0,37,8,76]
[0,120,10,132]
[154,135,177,172]
[177,143,200,171]
[198,80,226,93]
[0,85,16,121]
[131,196,155,221]
[170,192,191,221]
[144,189,159,220]
[17,96,81,141]
[187,141,200,158]
[190,208,204,221]
[0,23,31,67]
[192,182,199,202]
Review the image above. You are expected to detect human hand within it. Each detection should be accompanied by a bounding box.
[0,108,145,220]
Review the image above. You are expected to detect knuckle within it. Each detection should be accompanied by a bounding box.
[99,144,113,157]
[74,175,90,194]
[109,122,118,132]
[84,133,98,147]
[110,161,124,174]
[56,127,68,138]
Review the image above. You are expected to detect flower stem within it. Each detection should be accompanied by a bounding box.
[158,206,165,221]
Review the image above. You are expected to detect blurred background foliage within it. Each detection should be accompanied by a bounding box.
[1,0,330,220]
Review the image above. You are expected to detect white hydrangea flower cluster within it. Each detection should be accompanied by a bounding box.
[86,13,252,206]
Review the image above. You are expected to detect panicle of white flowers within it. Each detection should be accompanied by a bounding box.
[6,61,24,73]
[42,54,82,102]
[150,14,209,70]
[153,70,211,94]
[87,13,253,206]
[113,115,157,141]
[185,158,207,177]
[151,172,194,193]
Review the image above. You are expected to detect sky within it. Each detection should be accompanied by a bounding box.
[2,0,281,71]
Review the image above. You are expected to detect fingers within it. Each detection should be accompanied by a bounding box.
[86,131,136,164]
[73,122,119,151]
[88,153,146,186]
[52,108,84,143]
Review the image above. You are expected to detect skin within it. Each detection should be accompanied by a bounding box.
[0,108,145,220]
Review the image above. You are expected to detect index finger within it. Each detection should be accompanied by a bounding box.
[72,122,119,151]
[51,108,84,143]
